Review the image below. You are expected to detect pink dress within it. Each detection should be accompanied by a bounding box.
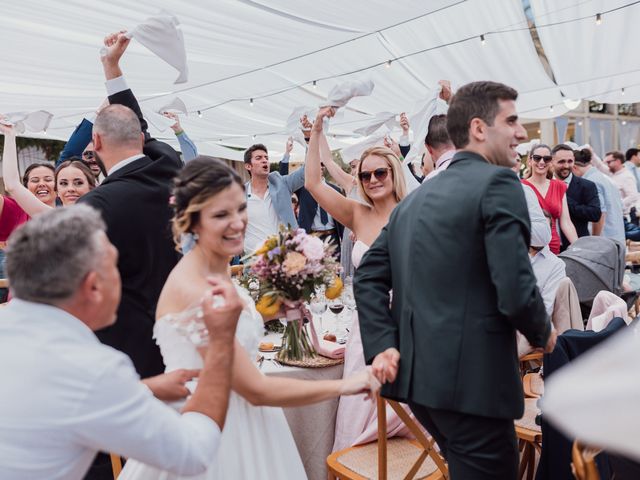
[332,241,412,452]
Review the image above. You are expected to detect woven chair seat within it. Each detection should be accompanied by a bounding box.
[515,398,541,433]
[337,438,441,480]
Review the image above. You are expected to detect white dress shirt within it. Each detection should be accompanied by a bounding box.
[423,148,456,182]
[244,183,279,253]
[611,167,640,214]
[0,299,220,480]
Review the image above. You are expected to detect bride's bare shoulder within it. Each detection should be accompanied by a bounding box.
[156,261,209,320]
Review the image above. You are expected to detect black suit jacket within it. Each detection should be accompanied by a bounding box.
[354,151,550,420]
[561,174,601,249]
[79,88,182,378]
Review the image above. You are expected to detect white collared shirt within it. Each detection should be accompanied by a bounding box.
[244,182,279,253]
[107,153,145,176]
[0,299,220,480]
[562,173,573,185]
[423,148,456,182]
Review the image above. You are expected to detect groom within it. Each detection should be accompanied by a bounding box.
[354,81,556,479]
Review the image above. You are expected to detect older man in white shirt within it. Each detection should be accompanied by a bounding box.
[606,150,640,215]
[0,205,240,480]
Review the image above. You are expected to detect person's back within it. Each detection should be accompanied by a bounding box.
[585,167,625,244]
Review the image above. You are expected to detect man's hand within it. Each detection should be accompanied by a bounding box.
[142,369,200,401]
[201,276,243,342]
[0,115,16,137]
[371,347,400,384]
[285,136,294,154]
[400,113,410,136]
[300,114,313,139]
[384,136,402,158]
[340,367,381,399]
[544,327,558,353]
[102,31,130,66]
[438,80,453,103]
[163,112,183,134]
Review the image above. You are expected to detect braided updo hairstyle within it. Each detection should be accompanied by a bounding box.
[171,156,244,249]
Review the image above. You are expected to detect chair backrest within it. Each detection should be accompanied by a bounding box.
[0,278,8,289]
[571,441,601,480]
[110,453,122,479]
[552,277,583,334]
[376,395,449,479]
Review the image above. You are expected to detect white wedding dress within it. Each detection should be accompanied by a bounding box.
[119,286,308,480]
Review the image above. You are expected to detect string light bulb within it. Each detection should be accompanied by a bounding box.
[622,120,628,126]
[480,34,486,45]
[595,13,602,25]
[385,60,392,68]
[252,134,256,140]
[578,121,583,126]
[621,87,625,96]
[197,110,203,118]
[249,98,254,106]
[549,105,554,113]
[312,80,317,89]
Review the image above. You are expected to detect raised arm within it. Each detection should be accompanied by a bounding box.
[278,137,293,175]
[305,107,361,230]
[164,112,198,162]
[0,122,52,216]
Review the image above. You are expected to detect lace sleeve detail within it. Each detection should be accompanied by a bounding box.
[154,314,203,372]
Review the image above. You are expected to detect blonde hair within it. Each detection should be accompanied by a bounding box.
[356,146,407,206]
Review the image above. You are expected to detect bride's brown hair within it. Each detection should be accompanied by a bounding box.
[172,156,244,249]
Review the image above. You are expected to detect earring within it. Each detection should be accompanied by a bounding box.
[192,232,199,241]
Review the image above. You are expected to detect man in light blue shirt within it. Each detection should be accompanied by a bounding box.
[573,151,625,246]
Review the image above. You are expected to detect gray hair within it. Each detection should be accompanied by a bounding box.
[5,205,107,304]
[93,104,142,148]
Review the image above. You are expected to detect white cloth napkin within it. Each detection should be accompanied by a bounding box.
[1,111,53,134]
[286,106,316,147]
[353,112,397,137]
[157,97,188,116]
[126,11,188,84]
[324,78,374,108]
[340,134,386,162]
[141,108,177,132]
[404,86,448,166]
[542,326,640,462]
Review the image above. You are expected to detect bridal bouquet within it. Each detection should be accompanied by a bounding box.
[242,226,343,361]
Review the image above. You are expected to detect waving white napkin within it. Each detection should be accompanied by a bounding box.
[353,112,397,137]
[404,86,448,166]
[324,78,374,108]
[1,111,53,134]
[141,108,177,132]
[157,97,188,116]
[340,134,386,162]
[126,11,188,84]
[286,106,316,147]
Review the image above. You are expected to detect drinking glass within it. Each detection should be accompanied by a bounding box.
[309,293,328,334]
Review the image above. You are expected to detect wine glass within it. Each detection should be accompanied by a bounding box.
[328,298,344,341]
[309,293,328,334]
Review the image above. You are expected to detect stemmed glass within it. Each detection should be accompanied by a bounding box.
[309,292,328,334]
[328,298,345,342]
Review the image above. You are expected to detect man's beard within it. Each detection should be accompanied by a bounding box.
[93,152,108,177]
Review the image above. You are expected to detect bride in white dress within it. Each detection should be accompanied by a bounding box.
[119,156,378,480]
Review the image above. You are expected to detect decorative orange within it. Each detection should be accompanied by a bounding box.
[255,294,282,317]
[325,277,343,300]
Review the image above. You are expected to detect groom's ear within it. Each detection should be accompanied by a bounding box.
[80,271,102,304]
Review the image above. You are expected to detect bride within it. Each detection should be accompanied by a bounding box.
[119,156,379,480]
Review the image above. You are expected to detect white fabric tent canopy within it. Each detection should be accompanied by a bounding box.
[1,0,638,161]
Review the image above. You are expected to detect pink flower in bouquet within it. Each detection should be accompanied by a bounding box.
[283,251,307,275]
[299,235,325,261]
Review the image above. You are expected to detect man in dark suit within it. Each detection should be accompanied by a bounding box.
[552,143,601,250]
[354,81,555,479]
[79,33,182,379]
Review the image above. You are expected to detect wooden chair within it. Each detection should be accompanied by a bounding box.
[327,394,448,479]
[515,398,542,480]
[522,372,544,399]
[110,453,123,478]
[571,441,601,480]
[519,351,543,377]
[0,278,8,289]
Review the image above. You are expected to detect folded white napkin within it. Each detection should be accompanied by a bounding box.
[126,11,188,84]
[340,134,386,162]
[286,106,316,147]
[324,78,374,108]
[404,86,448,166]
[157,97,188,116]
[353,112,397,137]
[1,110,53,134]
[141,107,177,132]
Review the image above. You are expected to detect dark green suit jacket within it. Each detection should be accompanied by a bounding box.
[354,151,551,420]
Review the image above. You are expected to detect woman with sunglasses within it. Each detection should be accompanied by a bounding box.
[305,107,411,452]
[1,122,96,219]
[522,144,578,254]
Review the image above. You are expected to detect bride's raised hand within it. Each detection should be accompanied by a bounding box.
[200,275,244,341]
[339,367,381,398]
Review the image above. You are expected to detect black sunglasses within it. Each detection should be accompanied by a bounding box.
[358,167,391,183]
[82,150,95,160]
[531,154,553,163]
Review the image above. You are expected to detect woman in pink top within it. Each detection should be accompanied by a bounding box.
[521,144,578,254]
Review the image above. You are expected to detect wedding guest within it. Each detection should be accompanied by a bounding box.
[422,114,456,182]
[243,140,304,254]
[2,120,96,216]
[355,81,555,479]
[551,144,601,250]
[162,111,198,162]
[304,107,410,452]
[0,205,240,480]
[117,156,379,480]
[605,150,640,215]
[522,144,578,253]
[572,148,626,245]
[625,147,640,190]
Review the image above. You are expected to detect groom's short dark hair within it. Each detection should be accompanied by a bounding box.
[446,81,518,149]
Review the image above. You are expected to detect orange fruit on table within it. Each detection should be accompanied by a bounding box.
[325,277,343,300]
